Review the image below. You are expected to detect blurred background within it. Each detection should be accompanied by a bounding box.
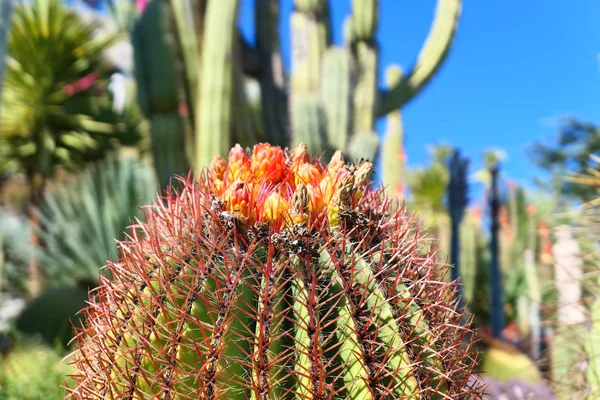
[0,0,598,398]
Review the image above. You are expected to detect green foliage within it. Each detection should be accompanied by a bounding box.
[0,209,32,294]
[0,0,140,179]
[407,144,452,211]
[530,118,600,202]
[0,339,72,400]
[38,152,157,285]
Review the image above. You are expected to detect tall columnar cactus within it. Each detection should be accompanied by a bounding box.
[132,0,462,188]
[524,205,541,361]
[382,65,405,198]
[459,209,479,305]
[66,143,480,399]
[132,0,188,189]
[489,164,505,339]
[551,225,587,398]
[447,149,469,298]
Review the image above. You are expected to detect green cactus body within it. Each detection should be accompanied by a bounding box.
[290,12,326,96]
[132,0,188,188]
[382,66,405,199]
[194,0,239,170]
[377,0,462,116]
[320,48,351,152]
[291,94,327,156]
[66,144,479,399]
[169,0,203,113]
[350,0,378,41]
[351,41,378,146]
[460,213,478,304]
[256,0,288,146]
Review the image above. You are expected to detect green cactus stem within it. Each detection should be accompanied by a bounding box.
[194,0,239,169]
[447,149,469,302]
[290,94,327,156]
[320,47,351,152]
[489,164,505,339]
[377,0,462,117]
[382,65,405,199]
[255,0,288,146]
[132,0,187,189]
[349,39,378,162]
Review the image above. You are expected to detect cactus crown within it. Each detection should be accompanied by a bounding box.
[66,144,480,399]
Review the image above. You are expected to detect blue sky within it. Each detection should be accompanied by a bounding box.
[239,1,600,190]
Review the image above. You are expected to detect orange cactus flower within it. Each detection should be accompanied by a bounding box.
[210,154,227,181]
[262,191,289,224]
[251,143,287,184]
[293,162,322,187]
[222,179,254,223]
[207,143,374,231]
[226,144,251,183]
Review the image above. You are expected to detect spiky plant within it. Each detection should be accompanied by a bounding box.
[38,151,157,286]
[66,143,480,399]
[0,0,141,296]
[447,149,469,298]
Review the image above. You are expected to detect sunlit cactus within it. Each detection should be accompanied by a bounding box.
[65,143,480,399]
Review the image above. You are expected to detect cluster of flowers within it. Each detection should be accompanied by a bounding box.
[208,143,372,230]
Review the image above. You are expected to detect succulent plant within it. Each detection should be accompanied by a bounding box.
[66,143,480,399]
[447,149,469,302]
[38,151,157,286]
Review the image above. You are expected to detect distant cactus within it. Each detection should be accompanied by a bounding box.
[551,225,587,398]
[132,0,188,189]
[489,163,505,339]
[447,149,469,301]
[132,0,462,189]
[66,143,480,399]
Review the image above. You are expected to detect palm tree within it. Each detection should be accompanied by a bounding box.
[0,0,140,295]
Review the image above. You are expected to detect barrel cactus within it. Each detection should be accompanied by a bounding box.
[66,143,480,399]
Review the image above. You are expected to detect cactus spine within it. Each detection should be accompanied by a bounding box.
[66,143,480,399]
[131,0,462,188]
